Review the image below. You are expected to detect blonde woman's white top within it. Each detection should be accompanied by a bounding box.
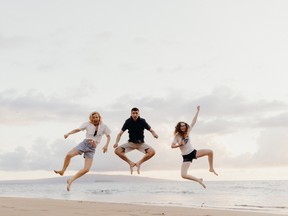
[79,122,111,143]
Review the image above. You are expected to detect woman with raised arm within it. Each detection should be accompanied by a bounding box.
[171,106,217,188]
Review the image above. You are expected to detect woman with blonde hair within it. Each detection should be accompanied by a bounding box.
[171,106,217,188]
[54,111,111,191]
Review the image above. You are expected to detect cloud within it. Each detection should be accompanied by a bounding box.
[214,128,288,169]
[1,86,287,135]
[0,34,28,50]
[0,138,80,171]
[255,113,288,128]
[251,128,288,166]
[0,89,100,125]
[2,86,287,124]
[106,87,288,135]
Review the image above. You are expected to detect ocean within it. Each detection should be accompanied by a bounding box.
[0,175,287,215]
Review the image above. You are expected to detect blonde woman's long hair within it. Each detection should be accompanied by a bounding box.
[89,111,102,123]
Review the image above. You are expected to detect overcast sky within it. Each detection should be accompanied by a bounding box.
[0,0,287,181]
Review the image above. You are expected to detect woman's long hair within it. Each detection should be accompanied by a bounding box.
[174,122,190,138]
[89,111,102,123]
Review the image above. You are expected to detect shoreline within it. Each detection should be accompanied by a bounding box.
[1,197,286,216]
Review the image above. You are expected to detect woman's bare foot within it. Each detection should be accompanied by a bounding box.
[54,170,64,176]
[209,168,218,176]
[198,178,206,189]
[66,179,72,191]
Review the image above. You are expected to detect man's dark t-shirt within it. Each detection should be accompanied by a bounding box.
[121,117,151,143]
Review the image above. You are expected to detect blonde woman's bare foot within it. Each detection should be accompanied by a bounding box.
[67,179,72,191]
[209,168,218,176]
[54,170,64,176]
[198,178,206,189]
[135,162,141,174]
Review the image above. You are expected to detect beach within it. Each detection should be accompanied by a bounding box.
[1,176,287,215]
[1,197,284,216]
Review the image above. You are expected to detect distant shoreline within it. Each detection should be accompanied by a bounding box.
[1,173,287,183]
[0,173,175,183]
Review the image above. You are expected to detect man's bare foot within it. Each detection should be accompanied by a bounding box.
[54,170,64,176]
[135,162,141,174]
[209,168,218,176]
[198,178,206,189]
[67,179,72,191]
[129,162,136,175]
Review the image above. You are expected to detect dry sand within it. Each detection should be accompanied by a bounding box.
[0,197,284,216]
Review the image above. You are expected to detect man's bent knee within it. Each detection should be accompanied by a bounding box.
[114,147,125,155]
[146,148,155,157]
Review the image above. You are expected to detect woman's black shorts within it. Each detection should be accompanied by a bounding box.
[182,149,197,162]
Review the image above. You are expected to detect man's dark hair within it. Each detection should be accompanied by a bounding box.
[131,107,139,112]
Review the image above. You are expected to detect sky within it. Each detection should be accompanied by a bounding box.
[0,0,287,181]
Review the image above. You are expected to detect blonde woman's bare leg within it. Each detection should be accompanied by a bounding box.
[196,149,218,176]
[66,157,93,191]
[181,162,206,188]
[54,148,79,176]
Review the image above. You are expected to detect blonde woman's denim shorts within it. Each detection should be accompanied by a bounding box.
[76,139,95,159]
